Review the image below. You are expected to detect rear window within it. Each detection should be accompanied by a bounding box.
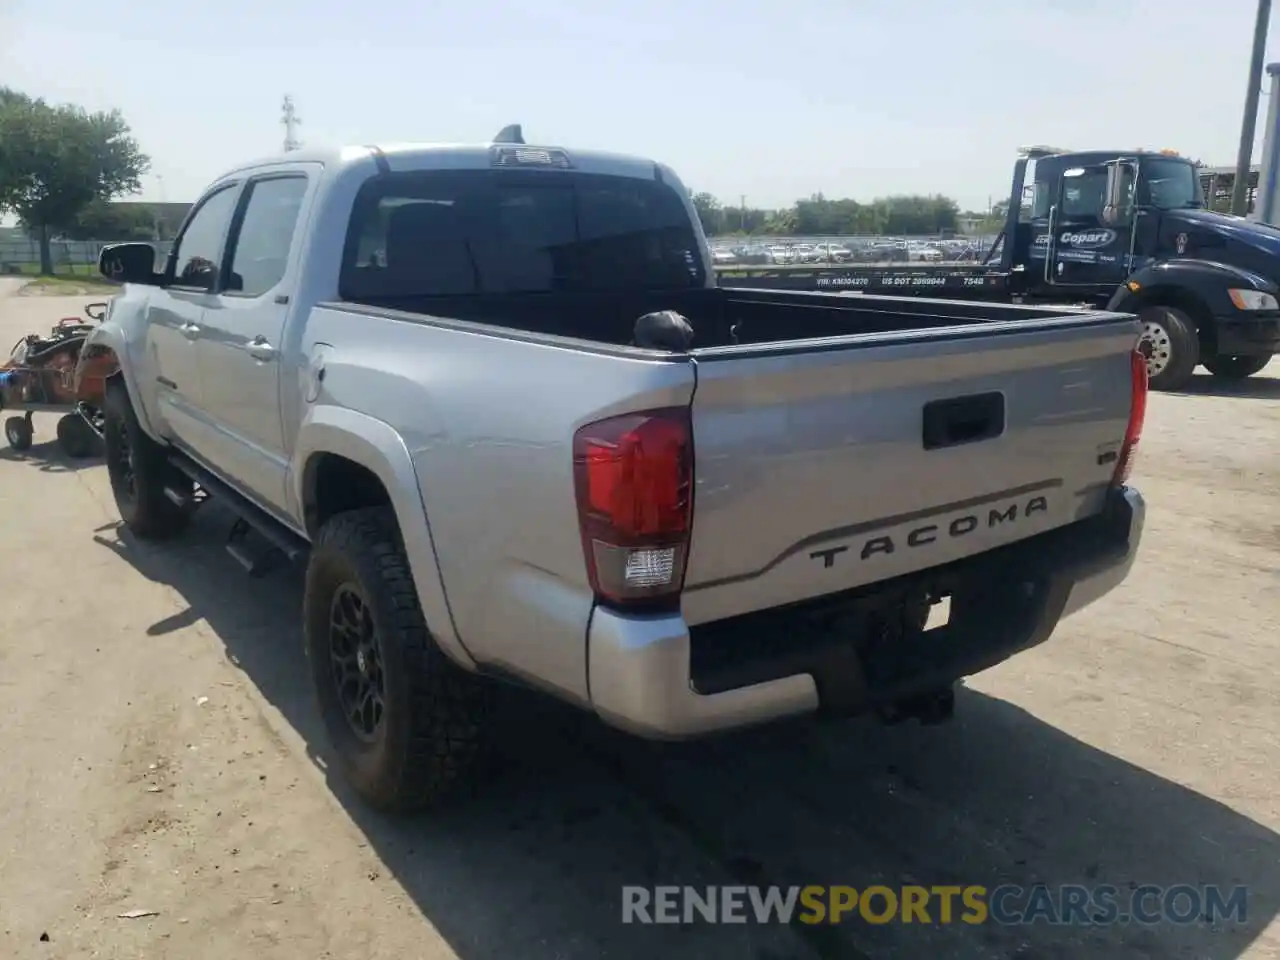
[339,169,705,300]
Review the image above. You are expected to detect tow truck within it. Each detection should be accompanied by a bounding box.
[714,147,1280,390]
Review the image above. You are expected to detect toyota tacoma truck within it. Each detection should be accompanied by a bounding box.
[74,126,1148,814]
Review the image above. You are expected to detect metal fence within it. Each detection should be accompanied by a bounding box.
[0,238,174,274]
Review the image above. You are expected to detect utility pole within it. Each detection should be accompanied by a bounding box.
[740,194,746,231]
[281,95,302,153]
[1231,0,1271,216]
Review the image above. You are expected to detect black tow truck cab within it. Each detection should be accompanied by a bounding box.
[714,147,1280,390]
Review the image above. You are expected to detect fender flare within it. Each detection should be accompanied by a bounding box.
[290,405,477,671]
[1107,258,1275,318]
[74,324,164,441]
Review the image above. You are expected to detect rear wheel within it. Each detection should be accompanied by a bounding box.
[102,380,192,539]
[1137,306,1199,391]
[303,507,492,813]
[1202,354,1271,380]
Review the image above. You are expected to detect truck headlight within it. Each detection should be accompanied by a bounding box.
[1227,288,1279,310]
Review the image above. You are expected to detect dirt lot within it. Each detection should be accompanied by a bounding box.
[0,289,1276,960]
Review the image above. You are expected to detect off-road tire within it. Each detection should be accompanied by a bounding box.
[4,415,32,452]
[303,506,492,814]
[1138,305,1199,392]
[1202,354,1271,380]
[102,379,193,539]
[56,412,99,459]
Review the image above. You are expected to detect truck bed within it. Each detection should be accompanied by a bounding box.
[344,285,1063,350]
[713,262,1012,296]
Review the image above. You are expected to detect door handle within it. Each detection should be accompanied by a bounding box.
[247,337,276,362]
[181,323,201,340]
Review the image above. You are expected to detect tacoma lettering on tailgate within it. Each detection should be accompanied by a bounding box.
[808,496,1049,569]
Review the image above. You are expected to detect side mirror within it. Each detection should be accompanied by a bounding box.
[99,242,159,285]
[1102,163,1134,226]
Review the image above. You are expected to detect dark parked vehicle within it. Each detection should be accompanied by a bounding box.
[716,148,1280,390]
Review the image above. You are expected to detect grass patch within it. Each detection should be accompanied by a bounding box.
[7,262,103,276]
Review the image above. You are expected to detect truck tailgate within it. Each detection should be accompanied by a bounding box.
[681,312,1140,626]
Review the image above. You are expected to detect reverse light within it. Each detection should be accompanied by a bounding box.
[1227,288,1279,311]
[1113,349,1148,486]
[573,408,693,612]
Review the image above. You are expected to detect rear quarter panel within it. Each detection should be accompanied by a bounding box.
[303,306,696,704]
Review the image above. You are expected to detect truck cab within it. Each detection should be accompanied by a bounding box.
[989,146,1280,389]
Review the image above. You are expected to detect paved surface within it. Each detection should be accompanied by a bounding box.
[0,289,1277,960]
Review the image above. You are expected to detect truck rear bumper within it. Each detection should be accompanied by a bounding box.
[587,486,1145,740]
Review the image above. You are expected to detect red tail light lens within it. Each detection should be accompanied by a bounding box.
[573,407,693,611]
[1114,348,1148,486]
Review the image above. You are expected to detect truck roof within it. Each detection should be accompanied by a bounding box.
[217,139,671,184]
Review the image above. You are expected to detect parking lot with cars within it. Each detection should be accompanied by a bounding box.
[0,279,1277,959]
[709,235,997,266]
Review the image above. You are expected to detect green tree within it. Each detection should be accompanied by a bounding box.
[690,192,725,237]
[720,204,770,234]
[0,88,150,274]
[696,191,969,239]
[64,199,159,241]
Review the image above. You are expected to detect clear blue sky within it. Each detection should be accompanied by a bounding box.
[4,0,1280,211]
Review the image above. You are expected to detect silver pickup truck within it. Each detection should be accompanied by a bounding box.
[74,129,1148,813]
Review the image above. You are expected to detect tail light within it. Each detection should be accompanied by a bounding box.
[1113,348,1148,486]
[572,407,694,612]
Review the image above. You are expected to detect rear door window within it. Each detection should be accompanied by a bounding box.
[340,170,704,300]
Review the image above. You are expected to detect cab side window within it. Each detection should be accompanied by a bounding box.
[1061,173,1107,218]
[225,176,309,297]
[171,186,240,290]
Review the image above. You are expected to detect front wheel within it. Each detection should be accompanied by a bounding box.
[1137,306,1199,392]
[102,380,192,539]
[1202,354,1271,380]
[303,507,492,814]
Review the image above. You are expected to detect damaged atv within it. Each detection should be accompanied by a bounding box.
[0,301,109,457]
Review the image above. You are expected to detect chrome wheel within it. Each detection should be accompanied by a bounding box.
[1137,320,1173,378]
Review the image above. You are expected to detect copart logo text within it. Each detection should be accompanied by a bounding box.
[1058,229,1117,249]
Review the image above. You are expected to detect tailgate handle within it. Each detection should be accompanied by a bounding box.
[922,392,1005,450]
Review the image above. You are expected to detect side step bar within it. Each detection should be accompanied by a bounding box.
[77,401,105,439]
[166,453,309,576]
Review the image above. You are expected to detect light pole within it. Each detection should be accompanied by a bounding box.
[153,174,167,240]
[1231,0,1272,216]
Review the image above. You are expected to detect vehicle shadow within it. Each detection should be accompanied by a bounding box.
[1172,371,1280,399]
[0,438,102,473]
[91,505,1279,960]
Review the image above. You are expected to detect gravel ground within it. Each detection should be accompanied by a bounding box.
[0,289,1276,960]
